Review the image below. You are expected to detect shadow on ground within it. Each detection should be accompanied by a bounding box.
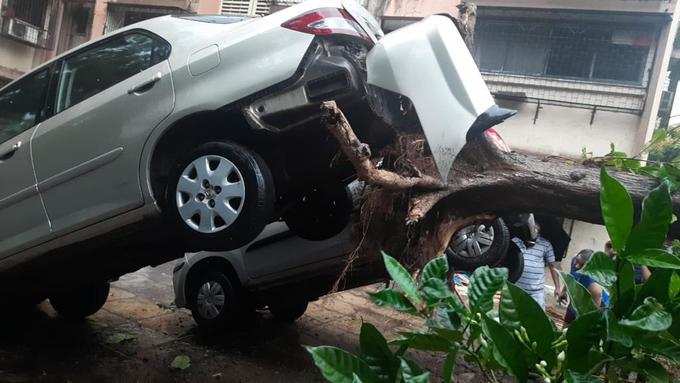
[0,262,481,383]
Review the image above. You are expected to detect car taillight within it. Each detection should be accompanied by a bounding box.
[484,128,511,153]
[282,8,372,43]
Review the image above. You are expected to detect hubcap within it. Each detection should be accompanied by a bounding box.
[196,281,226,320]
[176,155,245,234]
[450,223,495,259]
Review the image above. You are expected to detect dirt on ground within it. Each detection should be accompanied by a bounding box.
[0,261,488,383]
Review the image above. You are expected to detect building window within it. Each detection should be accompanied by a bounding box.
[5,0,46,27]
[475,19,654,85]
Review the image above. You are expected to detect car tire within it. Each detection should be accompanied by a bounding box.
[269,300,308,323]
[283,184,352,241]
[188,271,244,329]
[166,141,275,251]
[446,218,510,272]
[50,282,110,321]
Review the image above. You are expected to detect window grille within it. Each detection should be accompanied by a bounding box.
[474,18,657,86]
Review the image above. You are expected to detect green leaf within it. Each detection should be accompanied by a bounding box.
[442,350,457,383]
[561,272,599,316]
[580,252,617,287]
[359,323,398,382]
[398,358,430,383]
[636,333,680,360]
[498,284,521,330]
[170,355,191,370]
[369,289,416,313]
[626,182,673,254]
[600,167,634,252]
[429,307,463,332]
[421,256,448,282]
[637,358,669,383]
[468,266,507,313]
[670,272,680,299]
[605,310,632,348]
[566,311,606,373]
[391,332,451,352]
[421,278,452,305]
[636,269,673,306]
[306,346,379,383]
[382,252,422,307]
[481,315,528,382]
[620,297,672,332]
[505,283,557,368]
[627,249,680,270]
[565,370,603,383]
[612,260,636,319]
[105,332,136,344]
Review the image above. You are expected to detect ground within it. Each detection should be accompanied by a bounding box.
[0,260,494,383]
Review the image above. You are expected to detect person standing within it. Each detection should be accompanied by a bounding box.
[513,233,562,310]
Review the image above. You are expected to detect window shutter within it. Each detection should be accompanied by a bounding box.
[221,0,269,16]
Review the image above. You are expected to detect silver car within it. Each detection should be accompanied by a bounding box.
[172,222,377,328]
[0,0,509,319]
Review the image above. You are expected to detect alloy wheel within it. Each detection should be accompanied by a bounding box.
[450,223,495,259]
[196,281,226,320]
[176,155,245,234]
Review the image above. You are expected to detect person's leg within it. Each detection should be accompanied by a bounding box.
[530,291,546,310]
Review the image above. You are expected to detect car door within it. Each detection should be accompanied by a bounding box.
[32,31,174,234]
[0,69,51,258]
[244,222,353,279]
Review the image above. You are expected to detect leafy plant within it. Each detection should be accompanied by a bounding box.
[306,168,680,382]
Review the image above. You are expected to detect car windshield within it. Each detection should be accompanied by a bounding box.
[176,15,251,24]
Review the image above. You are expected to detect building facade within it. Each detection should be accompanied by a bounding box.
[470,0,679,256]
[0,0,221,87]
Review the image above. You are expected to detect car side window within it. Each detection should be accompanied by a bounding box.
[55,32,170,113]
[0,69,49,144]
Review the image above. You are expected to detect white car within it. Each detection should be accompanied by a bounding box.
[0,0,511,319]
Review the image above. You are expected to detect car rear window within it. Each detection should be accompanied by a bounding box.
[176,15,251,24]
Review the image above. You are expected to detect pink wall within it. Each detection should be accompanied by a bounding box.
[194,0,221,14]
[383,0,461,18]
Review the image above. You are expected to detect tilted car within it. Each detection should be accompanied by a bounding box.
[0,0,513,318]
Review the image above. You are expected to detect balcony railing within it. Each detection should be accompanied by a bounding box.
[0,16,50,48]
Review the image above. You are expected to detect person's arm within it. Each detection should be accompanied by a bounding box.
[549,262,562,298]
[543,240,562,297]
[641,266,652,282]
[587,282,603,307]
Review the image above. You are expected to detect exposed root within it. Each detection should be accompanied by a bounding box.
[321,101,445,191]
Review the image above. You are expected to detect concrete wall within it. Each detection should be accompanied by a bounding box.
[495,101,641,157]
[0,37,38,76]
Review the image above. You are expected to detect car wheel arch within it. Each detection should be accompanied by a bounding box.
[185,256,242,308]
[147,109,274,209]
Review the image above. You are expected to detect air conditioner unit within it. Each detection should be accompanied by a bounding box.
[1,17,46,47]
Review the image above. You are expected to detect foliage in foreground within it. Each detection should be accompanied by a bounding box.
[306,168,680,382]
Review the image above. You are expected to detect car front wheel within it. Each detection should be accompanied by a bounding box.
[167,141,274,251]
[50,282,110,321]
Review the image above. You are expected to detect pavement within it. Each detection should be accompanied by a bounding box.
[0,260,486,383]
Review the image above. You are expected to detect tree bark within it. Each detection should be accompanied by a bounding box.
[321,101,680,266]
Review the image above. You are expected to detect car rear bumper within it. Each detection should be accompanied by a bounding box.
[365,15,514,181]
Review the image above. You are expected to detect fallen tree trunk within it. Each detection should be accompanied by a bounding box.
[321,101,680,267]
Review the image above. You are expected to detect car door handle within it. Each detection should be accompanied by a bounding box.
[0,141,21,161]
[127,72,162,95]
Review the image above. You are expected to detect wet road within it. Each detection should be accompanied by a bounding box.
[0,261,480,382]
